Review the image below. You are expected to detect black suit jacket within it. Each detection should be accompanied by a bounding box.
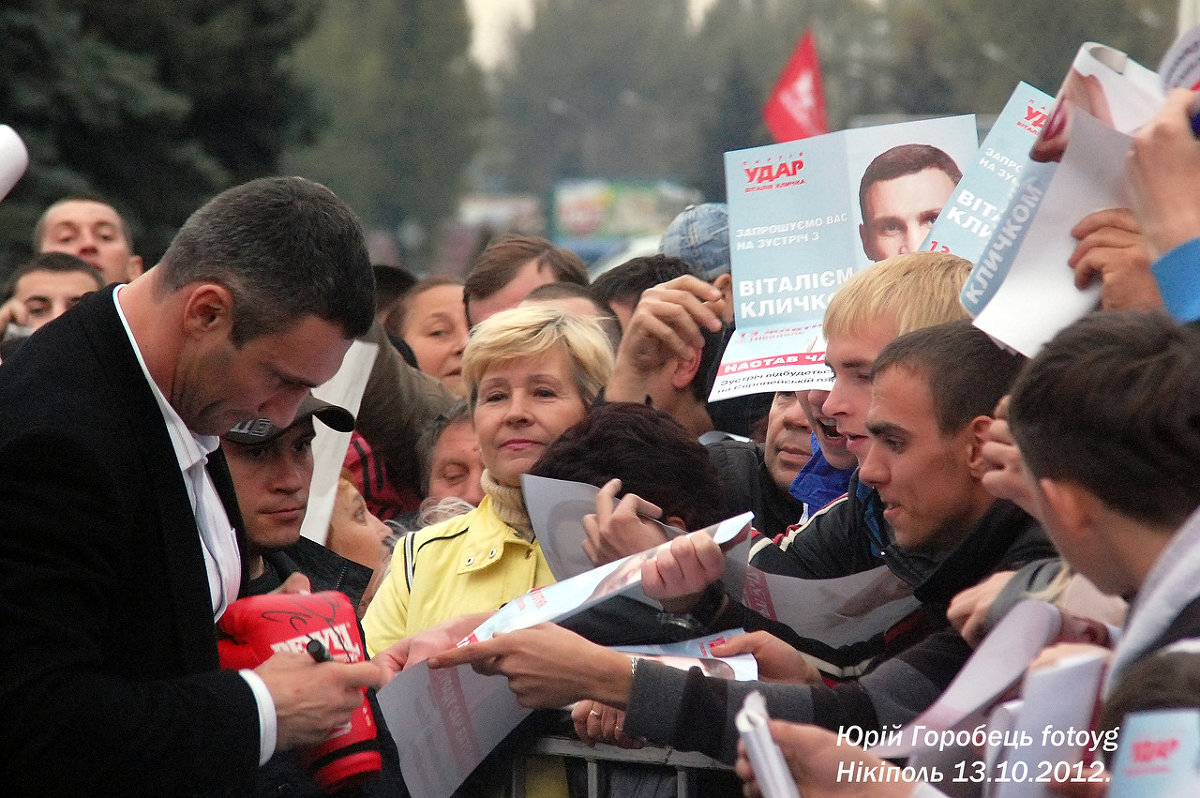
[0,288,260,795]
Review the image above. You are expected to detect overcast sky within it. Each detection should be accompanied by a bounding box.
[466,0,717,70]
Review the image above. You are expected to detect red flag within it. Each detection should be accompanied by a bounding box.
[763,28,828,142]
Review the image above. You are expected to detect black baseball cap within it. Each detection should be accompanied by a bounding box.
[222,394,355,445]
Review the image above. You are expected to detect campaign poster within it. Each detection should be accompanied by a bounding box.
[714,115,978,400]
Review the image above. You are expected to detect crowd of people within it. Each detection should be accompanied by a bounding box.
[3,73,1200,798]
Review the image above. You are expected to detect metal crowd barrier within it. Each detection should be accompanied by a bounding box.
[510,735,735,798]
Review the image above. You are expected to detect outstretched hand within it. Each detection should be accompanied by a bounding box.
[582,478,669,566]
[710,631,824,685]
[427,623,633,709]
[373,611,491,680]
[640,530,726,613]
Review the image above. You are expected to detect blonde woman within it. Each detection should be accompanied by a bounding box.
[362,304,613,655]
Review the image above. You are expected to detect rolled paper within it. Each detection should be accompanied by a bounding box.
[0,125,29,202]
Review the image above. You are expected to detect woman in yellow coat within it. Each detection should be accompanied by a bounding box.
[363,303,613,653]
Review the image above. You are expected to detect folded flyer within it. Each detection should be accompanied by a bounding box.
[742,562,921,650]
[616,629,758,682]
[520,473,687,582]
[462,511,753,644]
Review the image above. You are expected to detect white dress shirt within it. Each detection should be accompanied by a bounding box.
[112,284,277,764]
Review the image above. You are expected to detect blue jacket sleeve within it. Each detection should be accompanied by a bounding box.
[1152,238,1200,323]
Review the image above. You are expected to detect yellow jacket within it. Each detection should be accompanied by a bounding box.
[362,496,566,796]
[363,495,556,656]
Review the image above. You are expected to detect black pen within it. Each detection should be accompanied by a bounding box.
[306,637,334,663]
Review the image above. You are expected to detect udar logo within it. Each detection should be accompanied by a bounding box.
[1018,100,1049,135]
[742,154,806,192]
[1130,738,1179,764]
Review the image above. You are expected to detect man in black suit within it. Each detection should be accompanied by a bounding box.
[0,176,387,795]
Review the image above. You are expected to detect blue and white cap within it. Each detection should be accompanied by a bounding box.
[659,202,730,282]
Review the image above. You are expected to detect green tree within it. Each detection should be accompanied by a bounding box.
[485,0,897,202]
[689,54,769,202]
[479,0,1181,213]
[282,0,488,270]
[683,0,892,199]
[0,0,321,275]
[882,0,1177,117]
[491,0,698,195]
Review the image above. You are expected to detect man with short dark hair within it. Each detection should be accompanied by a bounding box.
[462,234,588,326]
[34,196,144,284]
[744,318,1051,683]
[0,252,103,342]
[858,144,961,262]
[0,176,386,794]
[1006,311,1200,694]
[591,253,692,331]
[221,396,408,797]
